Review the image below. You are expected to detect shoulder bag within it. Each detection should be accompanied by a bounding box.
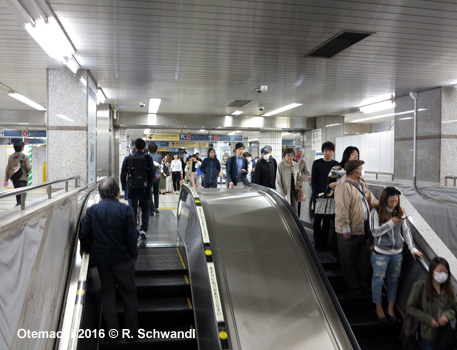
[314,186,335,215]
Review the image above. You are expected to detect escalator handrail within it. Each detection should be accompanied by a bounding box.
[248,184,361,350]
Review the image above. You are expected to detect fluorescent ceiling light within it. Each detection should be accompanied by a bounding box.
[228,130,241,135]
[442,120,457,123]
[360,94,392,106]
[282,132,292,135]
[262,103,302,117]
[9,92,46,110]
[231,111,243,116]
[325,123,342,128]
[249,138,259,142]
[148,98,162,114]
[359,100,395,113]
[97,88,107,105]
[350,109,426,123]
[144,129,150,134]
[63,55,80,74]
[199,129,206,132]
[25,17,75,60]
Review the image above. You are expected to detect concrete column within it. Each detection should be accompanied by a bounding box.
[394,88,441,184]
[118,129,128,181]
[259,131,282,160]
[47,69,97,186]
[315,116,345,148]
[440,87,457,186]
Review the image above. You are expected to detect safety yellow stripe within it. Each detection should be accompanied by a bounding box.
[158,207,178,210]
[176,248,187,269]
[187,298,193,310]
[184,275,190,285]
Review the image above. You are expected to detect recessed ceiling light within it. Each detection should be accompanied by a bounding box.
[148,98,162,114]
[231,110,243,116]
[262,103,302,117]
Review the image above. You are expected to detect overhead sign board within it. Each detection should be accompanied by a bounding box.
[169,142,209,147]
[147,133,242,142]
[147,134,180,141]
[1,130,47,137]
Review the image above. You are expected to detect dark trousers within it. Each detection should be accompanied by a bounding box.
[297,202,301,217]
[337,233,370,291]
[172,172,181,191]
[128,196,149,232]
[150,179,159,210]
[203,182,217,188]
[13,180,27,206]
[313,214,333,248]
[98,259,138,334]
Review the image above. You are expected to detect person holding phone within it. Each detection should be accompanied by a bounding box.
[371,187,423,321]
[226,142,248,188]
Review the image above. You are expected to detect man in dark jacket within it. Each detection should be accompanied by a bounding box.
[148,143,161,215]
[80,177,138,335]
[3,140,32,206]
[200,148,221,188]
[121,138,153,239]
[226,142,248,188]
[253,146,277,189]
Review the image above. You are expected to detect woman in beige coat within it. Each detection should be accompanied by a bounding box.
[276,147,303,214]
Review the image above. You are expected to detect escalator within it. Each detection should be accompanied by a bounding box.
[60,183,430,350]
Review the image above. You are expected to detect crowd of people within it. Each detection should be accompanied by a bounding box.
[72,137,455,348]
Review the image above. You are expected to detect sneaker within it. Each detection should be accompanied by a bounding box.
[154,208,160,214]
[139,230,147,240]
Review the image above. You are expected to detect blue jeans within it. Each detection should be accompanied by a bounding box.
[371,251,403,304]
[419,337,435,350]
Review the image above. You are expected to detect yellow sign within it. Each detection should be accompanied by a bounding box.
[147,134,180,141]
[169,142,209,147]
[157,147,170,151]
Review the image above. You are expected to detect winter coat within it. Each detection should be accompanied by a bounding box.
[275,160,302,206]
[253,158,277,189]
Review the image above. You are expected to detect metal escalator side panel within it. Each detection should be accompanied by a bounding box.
[177,185,227,350]
[197,187,355,350]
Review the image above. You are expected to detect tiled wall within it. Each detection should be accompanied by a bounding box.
[441,87,457,186]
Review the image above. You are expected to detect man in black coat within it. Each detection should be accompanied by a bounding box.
[121,138,153,239]
[80,177,138,336]
[226,142,248,188]
[253,145,277,189]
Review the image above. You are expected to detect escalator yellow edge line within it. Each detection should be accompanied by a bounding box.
[176,247,187,269]
[187,298,193,310]
[184,275,190,285]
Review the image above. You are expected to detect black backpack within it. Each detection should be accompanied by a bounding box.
[127,154,149,189]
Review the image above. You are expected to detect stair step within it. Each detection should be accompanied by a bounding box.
[358,336,403,350]
[345,311,402,338]
[134,275,191,298]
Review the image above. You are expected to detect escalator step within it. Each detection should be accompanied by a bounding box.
[135,247,187,275]
[358,337,403,350]
[345,311,402,338]
[335,292,373,312]
[134,275,191,298]
[115,298,195,328]
[325,270,347,289]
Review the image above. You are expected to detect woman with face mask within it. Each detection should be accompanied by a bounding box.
[406,257,457,350]
[371,187,423,322]
[253,146,278,189]
[243,152,253,183]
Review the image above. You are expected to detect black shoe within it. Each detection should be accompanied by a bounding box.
[376,311,387,322]
[387,314,398,322]
[154,208,160,214]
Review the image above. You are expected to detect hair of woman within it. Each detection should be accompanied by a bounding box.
[377,186,404,224]
[425,257,454,303]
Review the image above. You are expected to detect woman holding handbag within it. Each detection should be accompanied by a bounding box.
[370,187,423,322]
[276,147,303,214]
[406,257,457,350]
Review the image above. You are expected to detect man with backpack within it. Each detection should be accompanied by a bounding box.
[147,142,161,215]
[3,140,31,206]
[121,138,153,239]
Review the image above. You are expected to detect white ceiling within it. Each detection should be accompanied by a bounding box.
[1,0,457,124]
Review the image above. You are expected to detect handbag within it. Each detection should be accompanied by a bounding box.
[314,186,335,215]
[400,312,420,350]
[297,188,306,202]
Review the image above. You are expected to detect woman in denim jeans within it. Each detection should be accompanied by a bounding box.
[370,187,423,321]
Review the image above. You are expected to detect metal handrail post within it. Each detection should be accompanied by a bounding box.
[20,193,26,210]
[47,186,52,199]
[65,181,69,192]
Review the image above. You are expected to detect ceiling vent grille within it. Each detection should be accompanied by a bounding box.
[227,100,252,107]
[305,31,375,58]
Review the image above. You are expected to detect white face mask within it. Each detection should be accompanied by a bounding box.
[434,271,449,284]
[247,157,251,161]
[356,169,365,179]
[263,153,271,160]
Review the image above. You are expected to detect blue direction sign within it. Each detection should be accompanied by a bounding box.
[2,130,46,137]
[179,134,242,142]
